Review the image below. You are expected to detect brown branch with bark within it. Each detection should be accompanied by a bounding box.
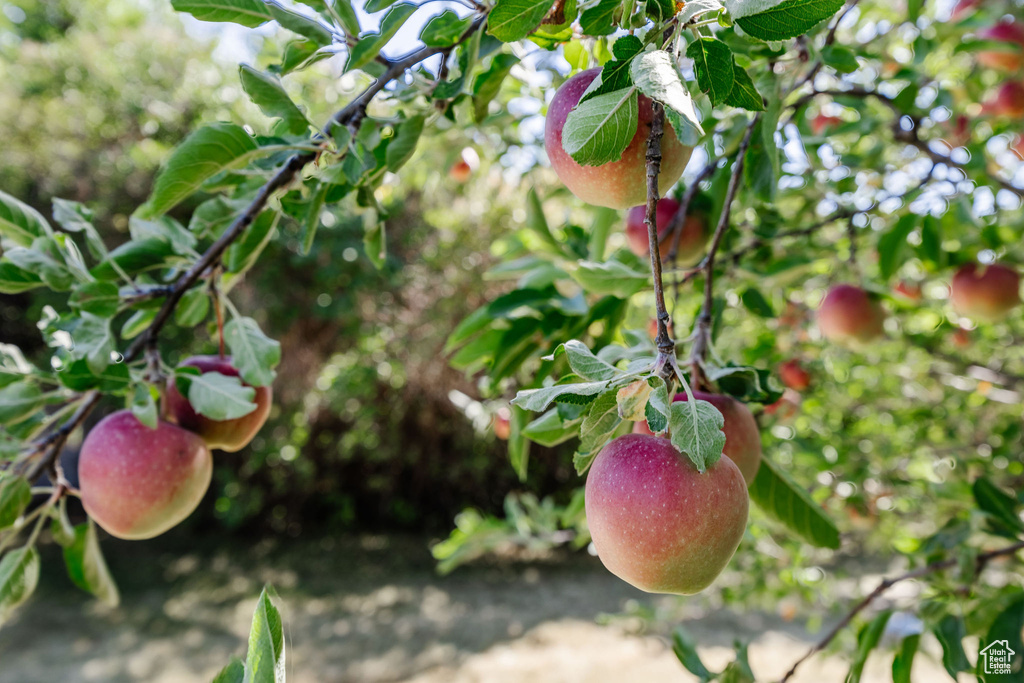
[644,103,678,382]
[779,540,1024,683]
[16,12,489,485]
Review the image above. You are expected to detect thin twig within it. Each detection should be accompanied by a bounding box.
[779,540,1024,683]
[645,102,677,372]
[689,116,760,386]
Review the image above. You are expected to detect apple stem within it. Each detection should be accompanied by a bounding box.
[643,101,678,386]
[689,114,761,389]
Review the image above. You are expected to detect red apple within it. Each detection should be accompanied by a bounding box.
[624,198,706,265]
[78,411,212,540]
[810,114,844,135]
[585,434,748,594]
[165,355,272,452]
[977,22,1024,71]
[950,262,1021,321]
[817,284,886,346]
[449,159,472,183]
[952,327,971,348]
[894,281,923,301]
[779,359,812,391]
[633,392,761,484]
[764,393,800,422]
[544,68,692,209]
[983,81,1024,117]
[950,0,982,22]
[493,407,511,441]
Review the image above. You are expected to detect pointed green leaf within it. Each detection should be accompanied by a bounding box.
[749,457,841,548]
[0,189,52,246]
[562,87,639,166]
[488,0,557,42]
[0,546,40,626]
[239,65,310,134]
[224,317,280,387]
[631,50,705,134]
[686,38,735,106]
[243,588,286,683]
[669,399,726,472]
[0,476,31,530]
[185,371,258,421]
[63,521,120,607]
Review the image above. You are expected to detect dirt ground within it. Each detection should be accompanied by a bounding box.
[0,535,951,683]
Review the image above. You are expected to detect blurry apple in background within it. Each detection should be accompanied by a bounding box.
[950,262,1021,321]
[647,317,675,341]
[779,359,812,391]
[950,0,982,21]
[493,407,512,440]
[976,21,1024,71]
[940,114,971,148]
[894,281,923,301]
[448,147,479,183]
[764,390,802,422]
[817,284,887,346]
[544,68,692,209]
[78,411,212,540]
[810,114,844,135]
[983,81,1024,118]
[166,355,272,452]
[624,198,707,265]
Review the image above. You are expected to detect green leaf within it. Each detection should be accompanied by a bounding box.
[0,383,44,425]
[385,115,426,171]
[822,44,859,73]
[365,0,398,11]
[579,0,619,35]
[345,4,418,72]
[892,634,920,683]
[741,287,774,317]
[574,389,622,474]
[669,399,726,472]
[562,87,638,167]
[749,457,841,548]
[557,340,622,381]
[0,476,31,530]
[572,257,649,296]
[508,405,531,481]
[732,0,845,42]
[183,371,258,420]
[224,317,280,387]
[239,66,310,135]
[72,313,114,374]
[0,189,52,246]
[176,287,211,327]
[672,628,714,682]
[420,10,473,47]
[243,588,286,683]
[58,358,131,392]
[130,383,159,429]
[644,376,671,434]
[472,54,519,123]
[724,63,765,111]
[522,409,581,446]
[211,659,243,683]
[69,281,121,318]
[300,183,328,256]
[212,658,245,683]
[141,123,260,217]
[226,210,277,275]
[488,0,556,42]
[3,243,73,291]
[0,262,44,294]
[89,238,176,280]
[846,611,892,683]
[332,0,361,36]
[878,214,918,281]
[978,593,1024,682]
[52,198,107,258]
[686,38,735,106]
[934,614,971,678]
[0,546,40,626]
[512,380,613,412]
[363,211,386,269]
[973,477,1024,534]
[631,50,704,134]
[172,0,331,44]
[63,521,120,607]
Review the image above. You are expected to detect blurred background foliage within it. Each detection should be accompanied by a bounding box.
[2,0,1024,643]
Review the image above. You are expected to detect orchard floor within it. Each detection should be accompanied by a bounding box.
[0,535,950,683]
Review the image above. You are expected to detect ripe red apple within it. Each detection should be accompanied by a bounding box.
[585,434,748,594]
[817,284,886,346]
[950,262,1021,321]
[764,393,800,422]
[165,355,272,452]
[449,159,472,183]
[810,114,843,135]
[78,410,212,540]
[983,81,1024,117]
[633,392,761,484]
[624,198,706,265]
[950,0,981,22]
[894,281,923,301]
[952,327,971,348]
[544,68,692,209]
[977,22,1024,71]
[779,359,811,391]
[493,407,511,441]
